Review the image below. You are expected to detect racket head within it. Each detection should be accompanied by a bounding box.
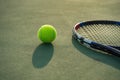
[73,20,120,47]
[72,20,120,56]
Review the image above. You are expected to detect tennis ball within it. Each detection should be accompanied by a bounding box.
[37,24,57,43]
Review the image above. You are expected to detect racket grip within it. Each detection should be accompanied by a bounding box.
[90,42,120,57]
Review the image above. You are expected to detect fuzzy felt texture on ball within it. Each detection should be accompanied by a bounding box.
[37,25,57,43]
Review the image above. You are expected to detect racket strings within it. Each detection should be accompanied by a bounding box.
[77,24,120,46]
[99,24,114,44]
[109,25,120,45]
[95,24,119,45]
[91,24,105,42]
[91,24,120,46]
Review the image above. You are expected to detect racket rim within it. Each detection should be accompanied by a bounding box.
[73,20,120,47]
[72,20,120,57]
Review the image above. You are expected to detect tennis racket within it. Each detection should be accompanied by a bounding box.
[72,20,120,57]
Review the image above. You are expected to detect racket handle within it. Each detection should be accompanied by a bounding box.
[90,42,120,57]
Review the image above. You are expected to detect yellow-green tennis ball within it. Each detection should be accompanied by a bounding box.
[37,25,57,43]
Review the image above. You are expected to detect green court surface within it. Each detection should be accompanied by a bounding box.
[0,0,120,80]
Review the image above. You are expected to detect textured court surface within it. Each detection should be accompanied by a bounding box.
[0,0,120,80]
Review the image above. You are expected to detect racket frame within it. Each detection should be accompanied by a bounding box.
[72,20,120,57]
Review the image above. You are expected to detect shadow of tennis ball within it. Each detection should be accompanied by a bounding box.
[32,43,54,68]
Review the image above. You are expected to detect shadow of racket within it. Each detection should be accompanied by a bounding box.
[72,38,120,70]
